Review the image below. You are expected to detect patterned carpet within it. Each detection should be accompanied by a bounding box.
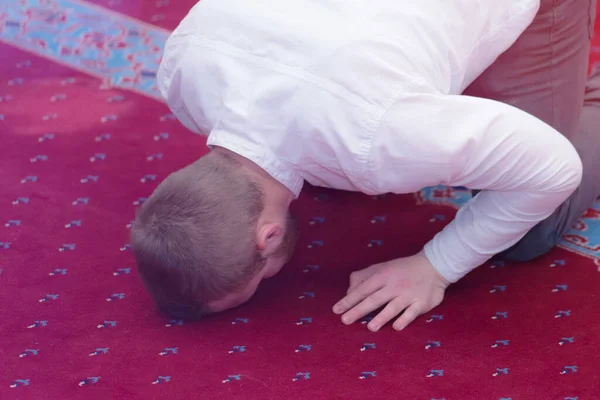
[1,1,599,399]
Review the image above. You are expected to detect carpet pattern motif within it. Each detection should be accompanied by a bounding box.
[1,1,600,399]
[2,0,169,99]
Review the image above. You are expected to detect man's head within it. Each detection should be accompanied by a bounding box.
[131,149,297,319]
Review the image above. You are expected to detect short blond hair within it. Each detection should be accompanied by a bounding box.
[131,151,265,319]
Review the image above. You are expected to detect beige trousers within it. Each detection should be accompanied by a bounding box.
[464,0,599,261]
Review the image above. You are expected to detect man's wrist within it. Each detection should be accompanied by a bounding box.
[420,246,452,288]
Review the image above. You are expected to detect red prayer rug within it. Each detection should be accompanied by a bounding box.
[1,1,599,399]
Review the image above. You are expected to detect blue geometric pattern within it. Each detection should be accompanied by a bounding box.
[416,186,600,266]
[561,206,600,266]
[0,0,168,99]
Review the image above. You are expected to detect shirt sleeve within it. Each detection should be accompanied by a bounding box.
[367,92,583,283]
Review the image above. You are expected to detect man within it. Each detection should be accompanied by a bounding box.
[131,0,599,332]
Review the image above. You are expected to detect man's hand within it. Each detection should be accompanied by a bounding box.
[332,251,450,332]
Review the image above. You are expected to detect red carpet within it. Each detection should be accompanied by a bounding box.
[1,2,600,399]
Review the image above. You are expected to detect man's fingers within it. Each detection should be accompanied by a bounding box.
[347,265,379,294]
[392,303,424,331]
[340,290,391,326]
[347,273,363,294]
[366,297,410,332]
[333,275,384,315]
[347,277,366,294]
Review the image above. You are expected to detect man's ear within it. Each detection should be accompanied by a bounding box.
[256,222,284,256]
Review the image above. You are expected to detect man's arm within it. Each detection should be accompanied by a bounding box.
[368,92,583,282]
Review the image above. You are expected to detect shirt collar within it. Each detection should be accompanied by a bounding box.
[206,129,304,198]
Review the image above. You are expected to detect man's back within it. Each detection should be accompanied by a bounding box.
[159,0,540,193]
[169,0,539,99]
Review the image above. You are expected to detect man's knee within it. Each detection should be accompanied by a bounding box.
[500,196,581,262]
[500,228,559,262]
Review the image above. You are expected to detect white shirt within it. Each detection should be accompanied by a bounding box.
[157,0,583,283]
